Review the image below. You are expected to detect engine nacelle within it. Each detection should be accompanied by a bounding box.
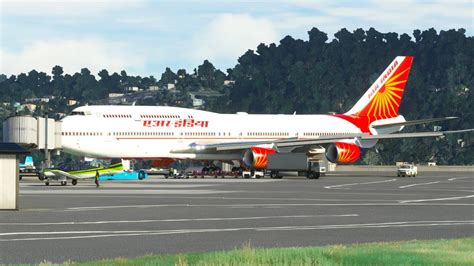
[326,142,361,164]
[243,147,276,169]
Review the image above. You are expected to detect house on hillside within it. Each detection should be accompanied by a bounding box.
[189,93,205,108]
[125,86,140,92]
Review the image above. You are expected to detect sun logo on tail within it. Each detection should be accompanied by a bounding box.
[356,57,413,119]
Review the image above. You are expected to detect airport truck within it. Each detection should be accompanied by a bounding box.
[267,153,326,179]
[241,169,265,179]
[397,164,418,177]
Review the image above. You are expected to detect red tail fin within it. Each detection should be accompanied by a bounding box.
[334,56,414,133]
[345,56,414,119]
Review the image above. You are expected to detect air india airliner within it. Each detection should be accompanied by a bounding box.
[59,56,471,169]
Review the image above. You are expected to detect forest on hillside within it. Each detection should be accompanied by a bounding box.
[0,27,472,164]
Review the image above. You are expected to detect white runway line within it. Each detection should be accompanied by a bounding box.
[22,189,235,195]
[399,176,474,189]
[324,179,397,189]
[399,181,441,188]
[448,177,474,181]
[1,220,472,242]
[89,184,218,188]
[256,220,474,231]
[399,194,474,203]
[21,194,398,202]
[0,214,359,226]
[62,202,474,211]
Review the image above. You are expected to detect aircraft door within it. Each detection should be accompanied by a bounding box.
[132,113,141,121]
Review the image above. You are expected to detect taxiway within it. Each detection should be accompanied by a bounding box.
[0,171,472,263]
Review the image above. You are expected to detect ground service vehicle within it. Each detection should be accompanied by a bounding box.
[242,169,265,179]
[397,164,418,177]
[267,153,325,179]
[100,170,148,181]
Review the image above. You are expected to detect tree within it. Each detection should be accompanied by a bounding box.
[158,68,177,86]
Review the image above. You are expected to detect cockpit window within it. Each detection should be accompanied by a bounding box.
[70,111,85,116]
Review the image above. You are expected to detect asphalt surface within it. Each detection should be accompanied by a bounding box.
[1,171,473,263]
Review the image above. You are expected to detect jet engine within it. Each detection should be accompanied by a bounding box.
[242,147,276,169]
[325,142,361,164]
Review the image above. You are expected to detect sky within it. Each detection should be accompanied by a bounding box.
[0,0,472,77]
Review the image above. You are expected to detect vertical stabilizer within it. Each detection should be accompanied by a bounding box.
[24,156,34,166]
[345,56,414,119]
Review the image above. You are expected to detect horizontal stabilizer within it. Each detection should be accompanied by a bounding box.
[372,117,458,129]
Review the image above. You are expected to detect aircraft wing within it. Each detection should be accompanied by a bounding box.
[371,117,458,129]
[43,169,83,180]
[171,133,364,154]
[170,129,473,154]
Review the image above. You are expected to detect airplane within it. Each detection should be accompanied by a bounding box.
[19,155,38,180]
[19,155,35,173]
[42,161,123,186]
[59,56,472,176]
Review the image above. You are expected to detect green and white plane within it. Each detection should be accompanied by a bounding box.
[42,161,123,186]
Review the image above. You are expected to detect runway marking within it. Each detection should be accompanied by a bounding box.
[0,214,359,226]
[21,189,235,195]
[1,220,472,242]
[324,179,397,189]
[20,195,399,203]
[399,194,474,203]
[62,202,474,211]
[448,177,474,181]
[399,181,441,188]
[256,220,474,231]
[399,176,474,188]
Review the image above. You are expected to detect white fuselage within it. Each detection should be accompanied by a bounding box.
[61,105,388,160]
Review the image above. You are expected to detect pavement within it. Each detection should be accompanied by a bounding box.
[1,171,473,263]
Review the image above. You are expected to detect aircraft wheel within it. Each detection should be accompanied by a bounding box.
[45,181,49,186]
[72,179,78,186]
[138,171,145,180]
[19,176,22,181]
[61,181,67,186]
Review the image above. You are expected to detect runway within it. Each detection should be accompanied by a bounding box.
[1,171,473,263]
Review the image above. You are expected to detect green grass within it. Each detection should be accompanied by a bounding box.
[40,237,474,266]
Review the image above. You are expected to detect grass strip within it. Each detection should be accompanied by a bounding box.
[38,237,474,266]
